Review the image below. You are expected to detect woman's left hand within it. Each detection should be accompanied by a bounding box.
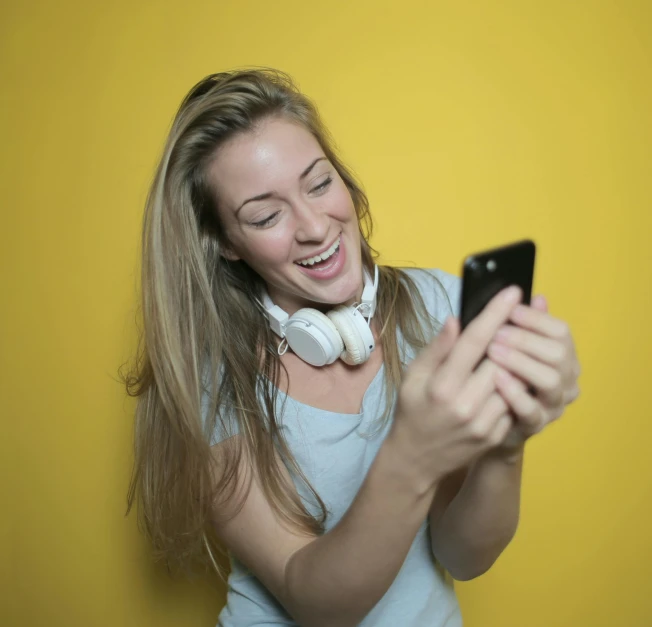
[486,295,581,450]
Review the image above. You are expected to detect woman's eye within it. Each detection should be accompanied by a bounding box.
[251,211,280,228]
[311,177,332,194]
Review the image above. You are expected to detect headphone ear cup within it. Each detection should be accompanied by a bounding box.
[284,308,344,366]
[327,306,375,366]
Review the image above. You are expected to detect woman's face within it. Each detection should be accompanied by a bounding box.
[207,117,364,315]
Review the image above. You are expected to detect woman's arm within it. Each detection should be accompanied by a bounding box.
[212,430,439,627]
[428,446,524,581]
[429,294,581,581]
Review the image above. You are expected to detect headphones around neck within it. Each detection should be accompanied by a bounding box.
[260,266,379,367]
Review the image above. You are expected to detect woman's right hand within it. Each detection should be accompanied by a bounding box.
[390,286,523,487]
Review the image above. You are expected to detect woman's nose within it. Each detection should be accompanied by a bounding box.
[294,202,329,242]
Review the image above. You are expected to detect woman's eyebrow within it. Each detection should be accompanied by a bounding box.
[299,157,326,181]
[235,157,327,215]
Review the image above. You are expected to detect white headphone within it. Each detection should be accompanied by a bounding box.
[260,265,379,367]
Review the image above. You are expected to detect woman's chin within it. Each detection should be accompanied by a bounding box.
[267,260,364,312]
[322,283,364,309]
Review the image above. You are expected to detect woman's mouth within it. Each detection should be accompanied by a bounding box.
[294,235,345,279]
[295,236,341,267]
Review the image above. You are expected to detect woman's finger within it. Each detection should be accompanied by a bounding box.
[410,316,460,378]
[470,392,510,442]
[509,303,570,341]
[530,294,548,313]
[487,342,563,404]
[441,286,521,381]
[492,325,569,368]
[495,368,545,431]
[487,413,514,449]
[437,286,522,388]
[453,358,500,420]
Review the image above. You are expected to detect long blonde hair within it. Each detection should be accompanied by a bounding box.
[123,68,447,577]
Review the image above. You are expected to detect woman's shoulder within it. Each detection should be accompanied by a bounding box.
[396,266,461,319]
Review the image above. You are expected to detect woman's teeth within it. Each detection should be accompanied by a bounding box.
[296,236,341,267]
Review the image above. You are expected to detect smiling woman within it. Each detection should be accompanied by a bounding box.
[208,119,363,311]
[123,69,580,627]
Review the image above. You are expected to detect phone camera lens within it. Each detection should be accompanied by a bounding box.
[487,259,497,272]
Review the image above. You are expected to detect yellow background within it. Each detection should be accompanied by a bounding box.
[2,1,651,625]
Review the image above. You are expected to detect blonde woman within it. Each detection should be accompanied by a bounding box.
[125,69,580,627]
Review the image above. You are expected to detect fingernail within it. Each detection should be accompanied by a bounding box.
[503,286,521,303]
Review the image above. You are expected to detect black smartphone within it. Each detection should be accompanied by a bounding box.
[460,239,536,330]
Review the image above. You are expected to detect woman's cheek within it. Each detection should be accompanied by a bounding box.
[257,227,296,263]
[335,187,357,221]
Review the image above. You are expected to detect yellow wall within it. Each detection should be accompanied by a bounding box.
[2,1,651,625]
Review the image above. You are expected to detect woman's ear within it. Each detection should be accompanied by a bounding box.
[215,223,240,260]
[219,243,240,261]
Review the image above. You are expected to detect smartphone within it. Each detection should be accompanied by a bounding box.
[460,239,536,330]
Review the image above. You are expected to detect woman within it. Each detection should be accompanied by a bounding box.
[125,69,580,627]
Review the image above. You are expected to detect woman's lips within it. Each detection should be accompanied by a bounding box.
[295,236,346,280]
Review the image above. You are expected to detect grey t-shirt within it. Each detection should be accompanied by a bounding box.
[212,268,463,627]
